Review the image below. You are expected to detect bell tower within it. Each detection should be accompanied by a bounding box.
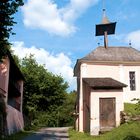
[95,0,116,48]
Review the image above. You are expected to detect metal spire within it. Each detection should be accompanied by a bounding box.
[102,0,109,48]
[102,9,110,24]
[95,0,116,49]
[102,0,110,24]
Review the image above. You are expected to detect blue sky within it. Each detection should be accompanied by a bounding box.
[10,0,140,91]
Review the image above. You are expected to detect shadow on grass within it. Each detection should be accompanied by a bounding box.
[2,131,33,140]
[123,135,140,140]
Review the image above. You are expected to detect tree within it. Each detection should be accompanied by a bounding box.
[13,54,76,127]
[0,0,23,60]
[57,91,76,127]
[31,90,77,127]
[20,55,68,121]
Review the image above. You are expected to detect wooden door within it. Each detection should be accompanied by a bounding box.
[100,98,116,130]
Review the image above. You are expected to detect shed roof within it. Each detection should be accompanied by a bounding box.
[83,78,127,89]
[81,46,140,62]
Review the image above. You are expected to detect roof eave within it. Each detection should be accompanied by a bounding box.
[92,86,127,90]
[74,59,81,77]
[77,59,140,65]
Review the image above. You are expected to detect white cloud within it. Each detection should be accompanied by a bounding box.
[22,0,99,36]
[125,30,140,49]
[12,41,76,91]
[116,11,136,22]
[113,34,126,42]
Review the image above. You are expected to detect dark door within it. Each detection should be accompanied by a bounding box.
[100,98,116,130]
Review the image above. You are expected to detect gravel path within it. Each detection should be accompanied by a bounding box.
[22,127,70,140]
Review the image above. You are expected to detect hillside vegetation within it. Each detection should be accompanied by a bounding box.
[69,103,140,140]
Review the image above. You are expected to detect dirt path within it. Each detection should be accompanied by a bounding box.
[22,127,70,140]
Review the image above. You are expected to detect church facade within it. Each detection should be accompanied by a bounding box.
[74,46,140,135]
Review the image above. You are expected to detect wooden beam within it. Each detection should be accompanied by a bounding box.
[104,31,108,48]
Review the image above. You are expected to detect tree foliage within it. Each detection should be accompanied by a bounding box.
[20,55,69,122]
[14,55,76,127]
[0,0,23,59]
[31,91,76,127]
[57,91,76,126]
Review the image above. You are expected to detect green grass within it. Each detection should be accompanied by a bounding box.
[69,121,140,140]
[2,131,33,140]
[1,124,44,140]
[69,103,140,140]
[2,103,140,140]
[124,103,140,116]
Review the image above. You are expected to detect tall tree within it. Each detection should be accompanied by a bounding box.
[0,0,23,60]
[20,55,68,116]
[57,91,76,127]
[13,54,76,127]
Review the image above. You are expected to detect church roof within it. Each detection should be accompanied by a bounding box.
[81,46,140,62]
[74,46,140,76]
[83,78,127,89]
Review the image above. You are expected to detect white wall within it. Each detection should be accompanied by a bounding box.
[78,63,86,132]
[90,90,123,135]
[80,63,140,103]
[77,62,140,133]
[123,66,140,102]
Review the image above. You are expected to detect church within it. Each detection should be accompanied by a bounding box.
[74,7,140,135]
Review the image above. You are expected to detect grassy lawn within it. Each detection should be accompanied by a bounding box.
[2,131,33,140]
[69,121,140,140]
[1,124,43,140]
[69,103,140,140]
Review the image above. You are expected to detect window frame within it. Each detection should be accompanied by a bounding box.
[129,71,136,91]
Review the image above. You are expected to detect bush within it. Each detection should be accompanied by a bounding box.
[30,111,58,127]
[124,103,140,116]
